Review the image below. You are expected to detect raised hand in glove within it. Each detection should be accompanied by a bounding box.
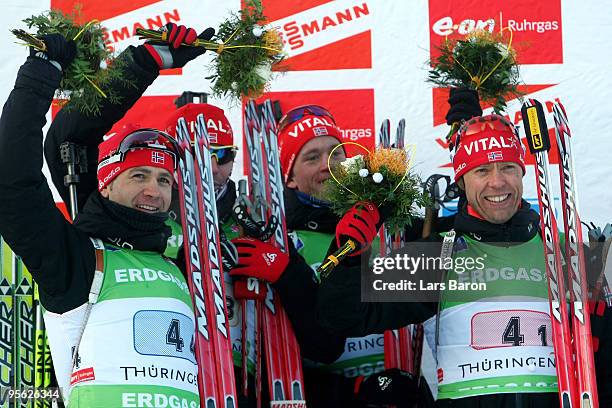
[30,34,76,72]
[137,22,215,70]
[229,237,289,283]
[445,87,483,126]
[336,202,380,256]
[355,368,418,407]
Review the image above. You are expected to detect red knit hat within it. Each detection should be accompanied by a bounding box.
[97,125,178,191]
[164,103,234,147]
[278,105,342,182]
[451,114,526,180]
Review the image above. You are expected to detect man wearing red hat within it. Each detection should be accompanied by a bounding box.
[254,104,422,407]
[316,89,612,407]
[0,24,219,407]
[162,103,238,259]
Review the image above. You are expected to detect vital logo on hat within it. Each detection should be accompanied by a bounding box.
[451,115,526,180]
[164,103,234,147]
[278,105,342,182]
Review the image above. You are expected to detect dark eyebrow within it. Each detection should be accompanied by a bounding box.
[300,148,322,157]
[128,167,152,174]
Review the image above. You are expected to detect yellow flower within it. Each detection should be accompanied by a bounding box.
[262,28,284,58]
[366,148,408,177]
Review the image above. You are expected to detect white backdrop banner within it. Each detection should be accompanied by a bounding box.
[0,0,610,225]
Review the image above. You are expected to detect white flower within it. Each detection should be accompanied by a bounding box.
[254,62,273,83]
[496,42,510,58]
[99,60,108,70]
[372,172,383,183]
[252,25,264,37]
[358,168,369,178]
[340,155,364,172]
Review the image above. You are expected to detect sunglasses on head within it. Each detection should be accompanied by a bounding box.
[278,105,336,133]
[211,146,237,165]
[98,129,179,172]
[452,115,520,153]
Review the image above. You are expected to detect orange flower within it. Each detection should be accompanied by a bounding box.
[366,148,409,177]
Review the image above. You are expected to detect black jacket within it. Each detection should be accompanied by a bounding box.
[0,53,165,314]
[317,201,557,336]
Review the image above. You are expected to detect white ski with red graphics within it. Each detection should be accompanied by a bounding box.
[259,99,306,406]
[243,100,269,407]
[521,99,578,408]
[174,116,237,408]
[243,100,306,407]
[552,101,598,407]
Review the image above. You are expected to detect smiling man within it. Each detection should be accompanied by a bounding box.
[0,23,217,407]
[316,110,570,407]
[451,115,526,225]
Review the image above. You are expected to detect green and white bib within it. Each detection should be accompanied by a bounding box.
[424,233,558,400]
[44,243,199,408]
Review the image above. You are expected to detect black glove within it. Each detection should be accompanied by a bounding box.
[445,87,482,126]
[136,23,215,70]
[355,368,418,407]
[30,33,76,71]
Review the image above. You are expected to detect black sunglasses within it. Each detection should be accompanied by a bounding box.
[211,146,237,165]
[98,129,179,172]
[278,105,336,133]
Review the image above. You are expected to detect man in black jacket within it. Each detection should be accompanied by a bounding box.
[319,91,612,407]
[44,43,346,406]
[0,27,215,407]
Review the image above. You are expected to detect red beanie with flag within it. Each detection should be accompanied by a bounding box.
[278,105,342,183]
[97,125,178,191]
[451,114,526,180]
[164,103,234,147]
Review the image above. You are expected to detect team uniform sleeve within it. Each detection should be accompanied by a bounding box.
[0,57,96,313]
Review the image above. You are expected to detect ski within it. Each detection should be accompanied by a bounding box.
[243,99,307,407]
[174,116,237,408]
[193,113,238,407]
[260,99,306,405]
[243,100,268,408]
[521,99,578,408]
[14,250,35,408]
[0,236,13,408]
[34,284,51,408]
[552,101,598,407]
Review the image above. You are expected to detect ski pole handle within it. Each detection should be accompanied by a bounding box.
[316,239,357,281]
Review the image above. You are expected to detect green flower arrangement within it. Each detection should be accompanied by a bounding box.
[428,29,523,114]
[12,8,132,116]
[136,0,285,102]
[324,145,428,234]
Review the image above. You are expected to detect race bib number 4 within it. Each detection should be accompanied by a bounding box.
[133,310,196,364]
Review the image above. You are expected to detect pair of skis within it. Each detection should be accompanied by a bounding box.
[377,119,423,380]
[522,99,598,407]
[174,114,237,407]
[243,99,306,407]
[1,236,46,408]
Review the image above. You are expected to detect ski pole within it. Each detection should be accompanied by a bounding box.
[59,142,87,219]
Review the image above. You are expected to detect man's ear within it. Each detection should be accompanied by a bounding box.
[100,183,111,198]
[286,174,297,189]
